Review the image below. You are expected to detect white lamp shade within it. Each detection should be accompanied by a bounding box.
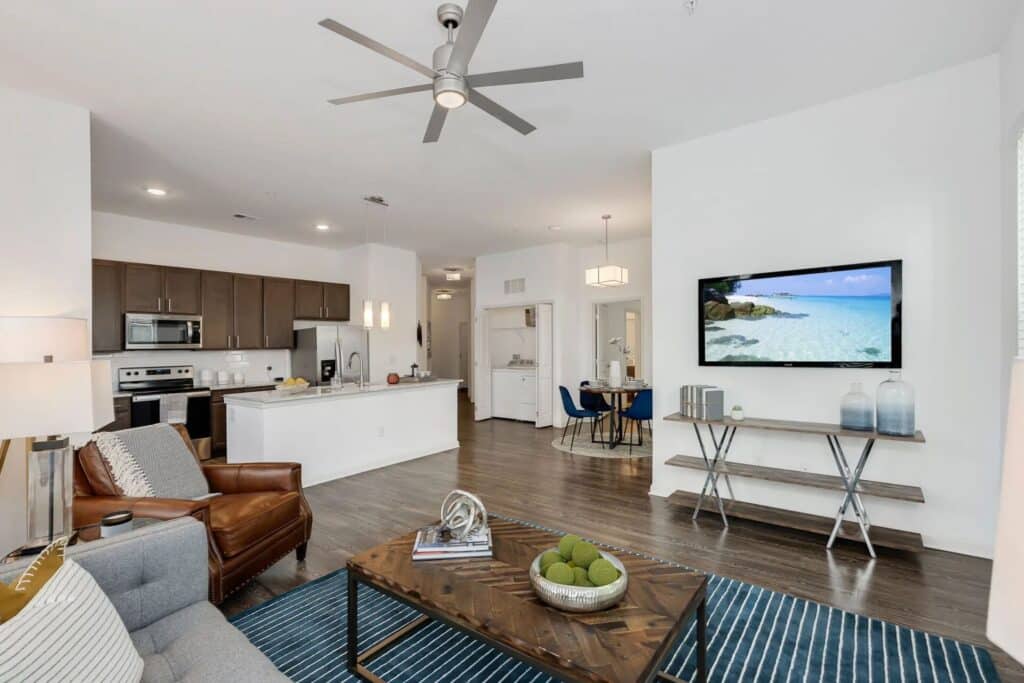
[363,300,374,329]
[0,317,89,363]
[988,358,1024,664]
[585,265,629,287]
[0,360,113,438]
[379,301,391,330]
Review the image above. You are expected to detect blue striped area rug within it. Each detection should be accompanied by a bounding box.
[230,516,999,682]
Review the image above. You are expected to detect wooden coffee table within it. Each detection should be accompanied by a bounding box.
[347,517,708,683]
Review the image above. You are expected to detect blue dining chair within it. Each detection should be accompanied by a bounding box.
[620,389,652,455]
[579,381,611,445]
[559,386,603,452]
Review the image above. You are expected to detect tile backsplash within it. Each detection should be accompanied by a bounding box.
[95,349,291,390]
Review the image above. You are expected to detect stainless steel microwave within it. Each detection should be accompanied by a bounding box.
[125,313,202,350]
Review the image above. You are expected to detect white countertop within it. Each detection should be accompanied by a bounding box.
[197,381,277,392]
[224,378,462,408]
[492,366,537,372]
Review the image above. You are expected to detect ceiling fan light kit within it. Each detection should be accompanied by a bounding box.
[319,1,583,142]
[585,214,629,288]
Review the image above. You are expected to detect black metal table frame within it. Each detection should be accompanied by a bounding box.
[347,569,708,683]
[690,423,882,558]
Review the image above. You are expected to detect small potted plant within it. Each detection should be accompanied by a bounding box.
[730,404,745,421]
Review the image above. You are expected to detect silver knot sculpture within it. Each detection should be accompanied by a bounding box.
[440,490,488,541]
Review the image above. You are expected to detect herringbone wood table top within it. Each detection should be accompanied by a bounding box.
[348,517,708,683]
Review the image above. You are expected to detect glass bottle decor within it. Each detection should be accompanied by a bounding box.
[839,382,874,431]
[876,370,915,436]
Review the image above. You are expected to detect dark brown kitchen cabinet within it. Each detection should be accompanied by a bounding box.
[233,274,263,349]
[263,278,295,349]
[294,280,325,320]
[92,260,124,352]
[210,385,274,455]
[201,270,233,350]
[294,280,350,321]
[323,283,350,321]
[163,267,201,314]
[124,263,164,313]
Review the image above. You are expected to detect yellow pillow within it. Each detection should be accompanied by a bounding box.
[0,537,68,623]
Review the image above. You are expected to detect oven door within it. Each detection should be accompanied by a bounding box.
[125,314,202,350]
[130,391,212,439]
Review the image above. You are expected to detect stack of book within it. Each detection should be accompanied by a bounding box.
[411,525,493,561]
[680,385,725,420]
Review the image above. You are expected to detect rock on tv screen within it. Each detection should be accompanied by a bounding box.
[698,260,902,368]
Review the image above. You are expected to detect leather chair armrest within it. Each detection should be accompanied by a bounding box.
[201,462,303,494]
[74,495,211,529]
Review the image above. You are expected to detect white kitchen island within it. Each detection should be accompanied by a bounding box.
[224,379,460,487]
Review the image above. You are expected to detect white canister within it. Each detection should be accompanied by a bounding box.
[217,370,230,385]
[608,360,622,388]
[233,371,245,385]
[199,369,214,386]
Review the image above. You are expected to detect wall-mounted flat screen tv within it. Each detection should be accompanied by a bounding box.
[699,260,902,368]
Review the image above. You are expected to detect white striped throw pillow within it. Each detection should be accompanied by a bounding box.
[0,559,143,682]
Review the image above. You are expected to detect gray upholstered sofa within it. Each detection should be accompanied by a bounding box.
[0,518,288,682]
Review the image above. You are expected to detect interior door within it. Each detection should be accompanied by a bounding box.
[294,281,324,320]
[124,263,164,313]
[474,309,492,421]
[535,303,553,427]
[232,274,263,349]
[458,321,470,387]
[262,277,295,348]
[163,267,201,314]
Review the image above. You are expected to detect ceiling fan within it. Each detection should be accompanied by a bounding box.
[318,1,584,143]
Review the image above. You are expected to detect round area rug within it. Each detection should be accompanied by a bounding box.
[550,430,652,458]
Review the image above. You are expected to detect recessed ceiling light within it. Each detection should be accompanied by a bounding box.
[315,223,330,232]
[446,273,462,281]
[548,225,561,231]
[145,187,167,197]
[436,291,453,301]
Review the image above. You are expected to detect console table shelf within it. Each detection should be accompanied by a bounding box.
[662,412,927,558]
[667,490,924,553]
[665,454,925,503]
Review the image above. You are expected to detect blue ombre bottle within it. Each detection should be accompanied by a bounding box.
[876,371,915,436]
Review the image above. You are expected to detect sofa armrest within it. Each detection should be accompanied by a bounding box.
[202,462,303,494]
[0,518,208,633]
[74,495,210,529]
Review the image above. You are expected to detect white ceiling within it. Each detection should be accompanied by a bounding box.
[0,0,1017,273]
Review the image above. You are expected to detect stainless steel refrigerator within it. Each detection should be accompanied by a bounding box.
[291,324,369,386]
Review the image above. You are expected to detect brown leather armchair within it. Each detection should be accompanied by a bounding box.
[73,424,312,604]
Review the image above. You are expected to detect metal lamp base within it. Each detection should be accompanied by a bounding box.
[26,436,74,547]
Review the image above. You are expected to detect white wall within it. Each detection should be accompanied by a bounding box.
[473,238,653,427]
[0,87,92,553]
[429,288,471,382]
[651,57,1003,557]
[93,212,419,384]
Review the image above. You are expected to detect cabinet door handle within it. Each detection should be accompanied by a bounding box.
[167,298,172,312]
[265,335,269,348]
[235,335,240,348]
[325,305,329,318]
[157,297,162,312]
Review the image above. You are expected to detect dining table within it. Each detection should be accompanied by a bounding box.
[580,383,651,449]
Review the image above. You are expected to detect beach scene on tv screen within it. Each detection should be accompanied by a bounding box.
[702,265,893,363]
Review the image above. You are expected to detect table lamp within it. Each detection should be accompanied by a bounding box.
[0,317,113,549]
[988,357,1024,665]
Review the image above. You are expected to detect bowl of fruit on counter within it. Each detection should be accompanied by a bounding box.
[529,533,627,612]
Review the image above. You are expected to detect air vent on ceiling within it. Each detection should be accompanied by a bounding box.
[504,278,526,295]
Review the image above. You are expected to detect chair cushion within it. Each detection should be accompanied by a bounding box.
[208,492,301,559]
[131,601,286,682]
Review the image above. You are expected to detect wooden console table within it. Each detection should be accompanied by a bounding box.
[662,413,926,558]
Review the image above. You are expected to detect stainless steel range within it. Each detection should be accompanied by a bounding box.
[118,365,212,439]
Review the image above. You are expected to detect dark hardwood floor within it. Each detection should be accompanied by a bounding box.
[222,392,1021,682]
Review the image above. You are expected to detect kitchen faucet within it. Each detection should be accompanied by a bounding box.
[348,351,365,389]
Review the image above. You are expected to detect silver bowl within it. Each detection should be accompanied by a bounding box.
[529,548,628,613]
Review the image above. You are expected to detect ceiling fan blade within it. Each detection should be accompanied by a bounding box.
[318,18,436,79]
[446,0,497,75]
[467,61,584,88]
[328,84,432,105]
[468,89,536,136]
[423,104,449,143]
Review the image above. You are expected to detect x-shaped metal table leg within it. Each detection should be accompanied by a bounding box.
[825,435,877,558]
[692,423,736,527]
